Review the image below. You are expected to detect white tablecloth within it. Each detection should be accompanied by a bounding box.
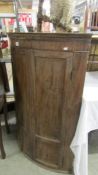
[70,71,98,175]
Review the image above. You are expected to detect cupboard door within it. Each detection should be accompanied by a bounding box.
[34,50,73,168]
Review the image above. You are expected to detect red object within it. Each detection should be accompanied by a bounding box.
[8,14,32,26]
[1,40,8,49]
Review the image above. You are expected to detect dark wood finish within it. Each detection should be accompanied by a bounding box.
[87,37,98,71]
[3,95,10,134]
[0,49,3,58]
[37,0,44,32]
[9,33,91,172]
[0,114,6,159]
[0,67,6,159]
[0,58,15,114]
[0,59,11,159]
[0,60,10,134]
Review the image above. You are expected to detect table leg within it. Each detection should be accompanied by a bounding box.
[0,119,6,159]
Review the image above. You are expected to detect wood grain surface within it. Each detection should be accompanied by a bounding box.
[9,33,91,172]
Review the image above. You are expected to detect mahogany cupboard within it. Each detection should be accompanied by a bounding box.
[9,33,91,172]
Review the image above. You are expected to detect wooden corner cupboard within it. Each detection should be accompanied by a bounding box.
[9,33,91,173]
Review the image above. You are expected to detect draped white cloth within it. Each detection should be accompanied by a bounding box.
[70,71,98,175]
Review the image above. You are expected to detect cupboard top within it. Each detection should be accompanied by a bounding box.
[8,32,91,41]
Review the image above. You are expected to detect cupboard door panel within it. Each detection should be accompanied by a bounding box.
[35,58,66,139]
